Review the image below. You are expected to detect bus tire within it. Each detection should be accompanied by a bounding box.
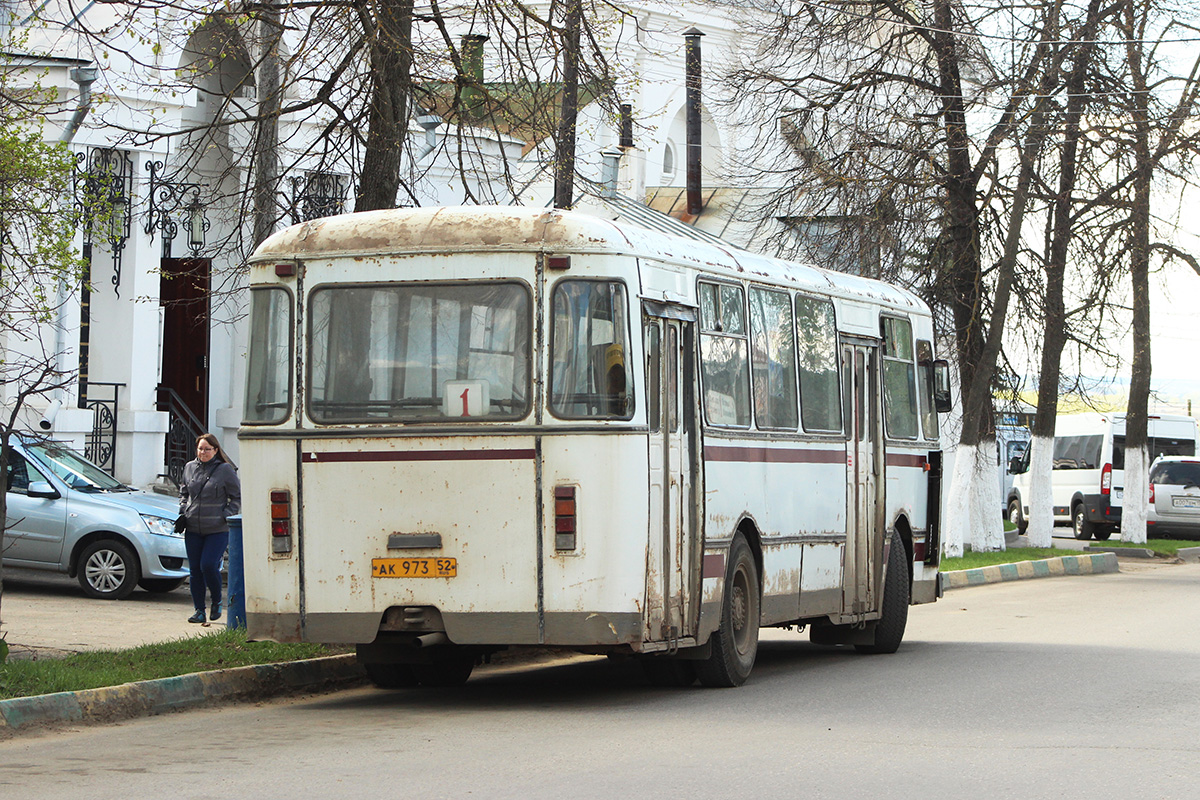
[363,662,419,689]
[1007,498,1028,534]
[696,534,759,688]
[1072,503,1094,540]
[856,535,910,654]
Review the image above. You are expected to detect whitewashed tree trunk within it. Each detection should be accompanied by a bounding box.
[1026,435,1055,547]
[1121,446,1149,543]
[943,440,1006,556]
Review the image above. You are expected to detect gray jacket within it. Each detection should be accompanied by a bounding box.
[179,459,241,535]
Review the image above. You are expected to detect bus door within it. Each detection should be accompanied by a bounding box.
[842,342,883,618]
[643,306,700,644]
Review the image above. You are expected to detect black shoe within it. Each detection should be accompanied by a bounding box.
[188,609,206,624]
[210,602,222,621]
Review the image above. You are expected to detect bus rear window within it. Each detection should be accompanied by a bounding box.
[308,282,531,423]
[244,287,293,424]
[550,280,634,419]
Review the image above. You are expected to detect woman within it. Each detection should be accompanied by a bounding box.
[179,433,241,624]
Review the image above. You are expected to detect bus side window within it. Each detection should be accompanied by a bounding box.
[698,281,751,428]
[881,316,918,439]
[795,295,842,433]
[550,280,635,420]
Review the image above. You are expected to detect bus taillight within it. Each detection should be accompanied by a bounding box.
[555,486,577,551]
[1100,464,1112,495]
[270,489,293,553]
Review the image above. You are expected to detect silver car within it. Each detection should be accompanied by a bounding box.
[3,436,188,599]
[1147,456,1200,539]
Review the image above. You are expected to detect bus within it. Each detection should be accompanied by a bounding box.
[239,206,952,688]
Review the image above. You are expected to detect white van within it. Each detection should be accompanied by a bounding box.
[1008,412,1198,540]
[996,425,1031,512]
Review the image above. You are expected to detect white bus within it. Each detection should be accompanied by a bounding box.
[1008,412,1198,539]
[239,206,952,688]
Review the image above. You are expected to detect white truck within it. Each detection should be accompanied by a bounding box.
[1008,412,1198,540]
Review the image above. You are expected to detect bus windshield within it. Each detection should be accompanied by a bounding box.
[308,282,531,423]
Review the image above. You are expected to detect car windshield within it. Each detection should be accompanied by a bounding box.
[25,441,129,492]
[1150,461,1200,487]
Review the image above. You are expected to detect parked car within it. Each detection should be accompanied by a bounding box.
[3,435,188,599]
[1147,456,1200,539]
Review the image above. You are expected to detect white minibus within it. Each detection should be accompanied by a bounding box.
[1008,412,1198,539]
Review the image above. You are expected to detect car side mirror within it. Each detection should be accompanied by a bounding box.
[932,359,952,413]
[27,481,61,499]
[1009,456,1027,475]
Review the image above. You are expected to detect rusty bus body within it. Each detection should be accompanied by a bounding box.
[240,206,949,687]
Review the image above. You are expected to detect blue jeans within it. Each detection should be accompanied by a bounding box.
[185,531,228,612]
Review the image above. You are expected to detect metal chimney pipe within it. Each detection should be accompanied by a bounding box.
[684,27,704,217]
[619,103,634,149]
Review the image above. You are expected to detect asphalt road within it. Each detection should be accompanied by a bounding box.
[1,556,1196,799]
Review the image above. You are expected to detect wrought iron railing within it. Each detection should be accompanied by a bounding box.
[82,382,123,475]
[156,385,207,486]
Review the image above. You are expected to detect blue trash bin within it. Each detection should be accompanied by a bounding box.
[226,515,246,629]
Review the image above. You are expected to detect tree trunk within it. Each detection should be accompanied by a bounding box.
[553,0,581,210]
[356,0,415,213]
[1026,0,1107,546]
[1120,3,1154,544]
[252,8,283,247]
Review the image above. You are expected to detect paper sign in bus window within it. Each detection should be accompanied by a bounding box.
[443,380,490,417]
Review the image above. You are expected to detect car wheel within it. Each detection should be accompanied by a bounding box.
[1008,498,1028,534]
[77,539,140,599]
[362,662,419,690]
[1093,528,1113,542]
[1072,503,1094,540]
[138,577,185,593]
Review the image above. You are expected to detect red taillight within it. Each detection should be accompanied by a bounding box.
[1101,463,1112,495]
[269,489,293,553]
[554,485,577,551]
[1149,483,1156,503]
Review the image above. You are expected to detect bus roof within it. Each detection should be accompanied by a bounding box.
[250,205,927,313]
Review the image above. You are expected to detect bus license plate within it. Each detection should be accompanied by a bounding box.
[372,558,457,578]
[1172,496,1200,509]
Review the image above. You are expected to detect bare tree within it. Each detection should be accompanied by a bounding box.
[1,41,90,635]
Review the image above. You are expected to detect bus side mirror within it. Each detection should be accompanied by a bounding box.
[932,359,952,413]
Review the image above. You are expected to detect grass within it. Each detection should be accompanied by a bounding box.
[1093,538,1200,556]
[0,628,344,701]
[940,538,1200,571]
[940,547,1067,572]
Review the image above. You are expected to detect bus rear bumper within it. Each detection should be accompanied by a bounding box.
[247,610,644,647]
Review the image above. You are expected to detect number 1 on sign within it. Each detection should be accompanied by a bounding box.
[460,387,470,416]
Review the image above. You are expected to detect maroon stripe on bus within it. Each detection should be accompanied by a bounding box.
[302,449,537,464]
[885,453,928,468]
[703,554,726,578]
[704,445,844,464]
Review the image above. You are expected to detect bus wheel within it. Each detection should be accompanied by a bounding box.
[640,657,697,687]
[856,536,910,654]
[697,534,759,688]
[1007,499,1028,534]
[1072,503,1094,540]
[363,662,419,689]
[412,654,474,687]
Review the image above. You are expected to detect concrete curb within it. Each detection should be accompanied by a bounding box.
[941,552,1120,590]
[1177,547,1200,563]
[0,653,365,737]
[1085,545,1155,558]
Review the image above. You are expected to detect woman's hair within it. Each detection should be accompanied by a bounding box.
[196,433,235,467]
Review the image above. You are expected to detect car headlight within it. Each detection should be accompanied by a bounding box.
[142,514,181,537]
